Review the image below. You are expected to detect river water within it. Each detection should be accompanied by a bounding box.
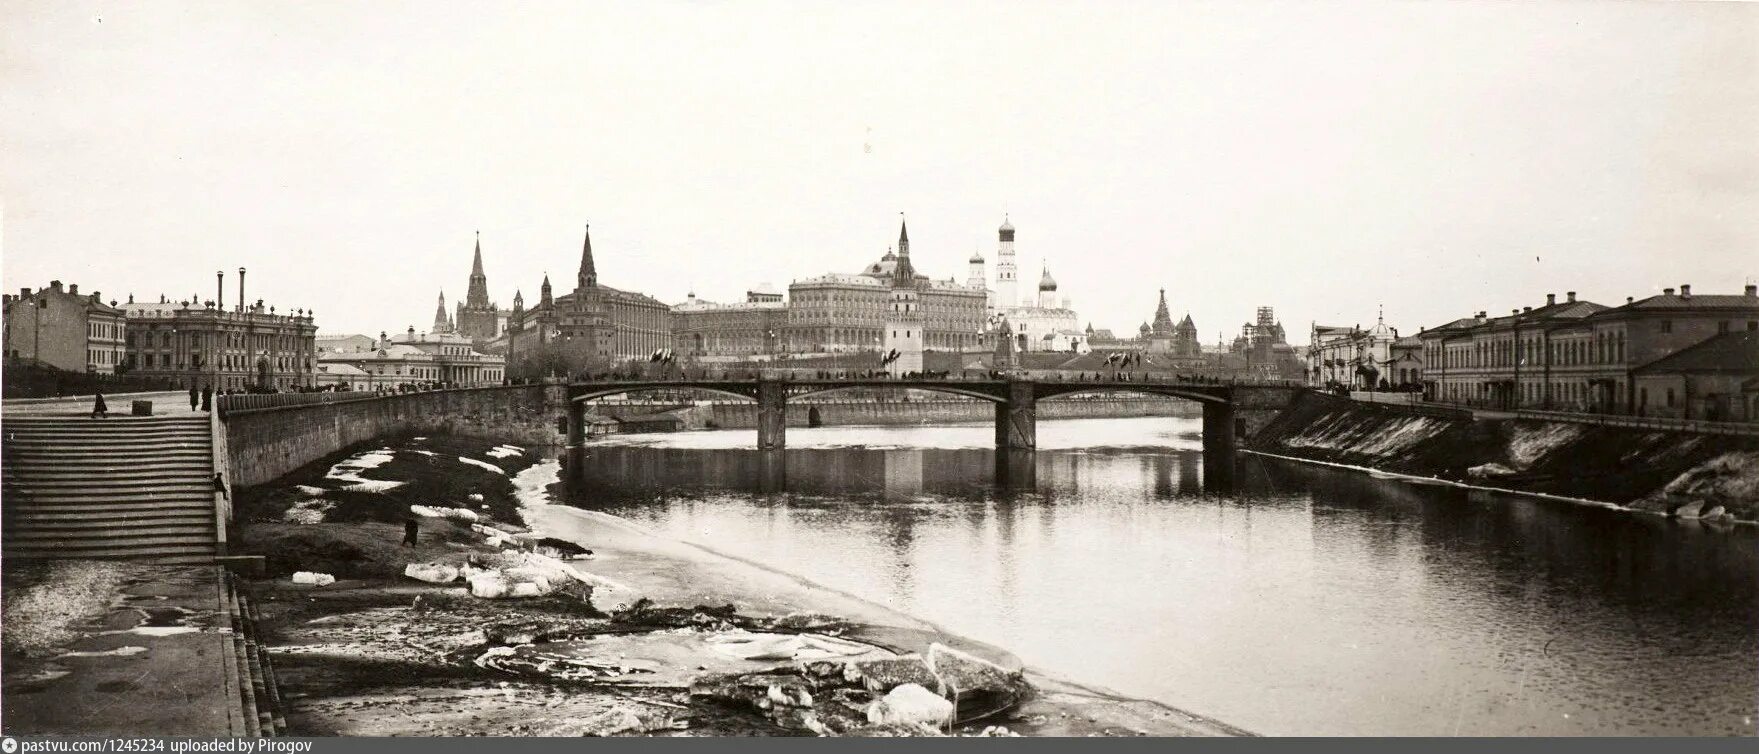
[554,417,1758,736]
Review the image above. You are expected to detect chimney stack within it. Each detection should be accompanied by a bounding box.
[1663,287,1675,296]
[1627,296,1634,304]
[238,267,247,313]
[1523,306,1532,313]
[1745,284,1757,297]
[20,287,30,298]
[68,283,78,295]
[1546,293,1556,306]
[1566,291,1577,303]
[216,270,224,310]
[1679,284,1691,299]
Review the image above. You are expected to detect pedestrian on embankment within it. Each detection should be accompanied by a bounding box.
[201,385,213,412]
[189,385,199,411]
[402,514,420,546]
[91,392,108,419]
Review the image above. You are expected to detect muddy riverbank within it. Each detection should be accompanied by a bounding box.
[1250,392,1759,523]
[233,435,1246,737]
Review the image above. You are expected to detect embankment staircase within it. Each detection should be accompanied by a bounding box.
[2,415,221,562]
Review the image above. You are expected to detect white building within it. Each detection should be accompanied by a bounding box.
[1308,308,1401,388]
[985,217,1087,353]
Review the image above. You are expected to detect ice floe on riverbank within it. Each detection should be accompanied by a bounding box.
[325,448,405,491]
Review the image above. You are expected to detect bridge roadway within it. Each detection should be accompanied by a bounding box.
[563,372,1300,458]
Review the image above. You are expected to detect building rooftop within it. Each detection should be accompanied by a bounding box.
[1634,330,1759,374]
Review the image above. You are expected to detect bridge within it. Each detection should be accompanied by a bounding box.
[564,373,1301,458]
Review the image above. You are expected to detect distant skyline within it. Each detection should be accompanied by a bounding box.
[3,0,1756,344]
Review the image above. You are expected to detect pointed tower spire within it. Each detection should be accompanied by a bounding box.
[891,213,916,287]
[577,224,597,289]
[540,273,553,307]
[465,231,491,309]
[432,291,449,333]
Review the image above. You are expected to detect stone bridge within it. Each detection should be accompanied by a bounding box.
[566,376,1299,457]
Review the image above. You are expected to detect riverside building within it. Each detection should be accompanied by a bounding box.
[2,281,126,374]
[1419,284,1759,415]
[118,281,318,391]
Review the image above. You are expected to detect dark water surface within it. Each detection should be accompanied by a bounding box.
[556,417,1758,736]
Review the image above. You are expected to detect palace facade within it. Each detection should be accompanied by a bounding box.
[785,219,987,354]
[118,293,318,391]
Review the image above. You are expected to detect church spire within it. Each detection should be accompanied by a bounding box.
[577,224,597,289]
[540,273,553,307]
[1152,288,1175,335]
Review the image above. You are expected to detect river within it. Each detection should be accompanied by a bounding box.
[554,417,1759,736]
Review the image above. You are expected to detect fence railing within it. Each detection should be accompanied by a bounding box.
[1508,408,1759,437]
[215,391,386,415]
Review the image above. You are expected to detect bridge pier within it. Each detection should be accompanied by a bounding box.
[566,399,586,447]
[994,381,1036,451]
[995,448,1037,490]
[1201,401,1237,491]
[757,380,787,450]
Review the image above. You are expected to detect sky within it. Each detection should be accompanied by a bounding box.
[3,0,1756,344]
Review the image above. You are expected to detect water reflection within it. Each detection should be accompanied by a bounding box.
[558,418,1758,736]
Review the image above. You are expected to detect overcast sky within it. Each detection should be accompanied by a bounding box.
[3,0,1755,343]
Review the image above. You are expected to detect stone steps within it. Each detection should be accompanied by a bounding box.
[222,571,286,736]
[2,416,220,561]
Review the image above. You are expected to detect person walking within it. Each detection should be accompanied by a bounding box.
[201,385,213,412]
[91,392,108,419]
[189,385,199,411]
[402,513,420,546]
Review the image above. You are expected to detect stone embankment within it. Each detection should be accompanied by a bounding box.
[1249,392,1759,523]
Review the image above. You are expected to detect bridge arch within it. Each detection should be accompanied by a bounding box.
[786,383,1006,404]
[1034,384,1227,405]
[570,385,758,404]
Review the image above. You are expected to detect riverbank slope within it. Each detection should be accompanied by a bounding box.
[1249,392,1759,522]
[232,435,1245,737]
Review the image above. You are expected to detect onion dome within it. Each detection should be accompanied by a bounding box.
[1038,267,1058,292]
[969,251,984,264]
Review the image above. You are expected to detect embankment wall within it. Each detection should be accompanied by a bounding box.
[225,385,567,487]
[1250,392,1759,521]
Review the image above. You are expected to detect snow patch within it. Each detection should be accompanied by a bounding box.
[1507,422,1584,468]
[512,460,560,514]
[458,456,506,475]
[60,646,148,658]
[283,498,336,524]
[487,445,525,458]
[295,485,326,496]
[325,448,405,491]
[1648,451,1759,511]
